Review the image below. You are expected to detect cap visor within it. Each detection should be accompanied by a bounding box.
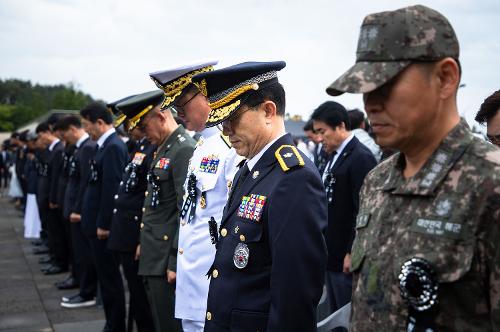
[326,61,411,96]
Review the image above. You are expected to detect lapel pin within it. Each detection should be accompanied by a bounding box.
[252,171,259,179]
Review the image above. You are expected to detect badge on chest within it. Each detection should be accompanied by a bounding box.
[132,152,146,166]
[237,194,267,222]
[155,158,170,170]
[199,154,220,174]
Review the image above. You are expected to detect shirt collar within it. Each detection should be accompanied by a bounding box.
[335,133,354,158]
[199,126,220,139]
[76,133,89,148]
[97,128,115,148]
[246,132,286,171]
[48,138,60,151]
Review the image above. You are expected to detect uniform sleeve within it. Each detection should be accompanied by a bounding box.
[96,143,127,230]
[266,168,328,331]
[167,143,195,272]
[485,187,500,329]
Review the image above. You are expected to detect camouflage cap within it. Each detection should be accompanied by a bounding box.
[326,5,459,96]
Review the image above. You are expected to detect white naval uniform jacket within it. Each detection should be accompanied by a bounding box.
[175,126,240,322]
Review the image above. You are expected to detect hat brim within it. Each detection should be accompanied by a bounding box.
[326,61,411,96]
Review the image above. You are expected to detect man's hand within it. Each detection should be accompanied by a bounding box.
[49,202,59,209]
[343,253,352,273]
[69,213,81,223]
[167,270,176,284]
[135,245,141,260]
[97,227,110,240]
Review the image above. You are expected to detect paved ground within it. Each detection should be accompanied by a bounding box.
[0,195,105,332]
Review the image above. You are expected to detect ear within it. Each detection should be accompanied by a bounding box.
[436,57,460,99]
[262,100,277,123]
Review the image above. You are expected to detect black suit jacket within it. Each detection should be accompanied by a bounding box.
[64,137,96,219]
[108,139,156,252]
[81,132,128,237]
[324,136,377,272]
[204,134,328,332]
[48,141,64,205]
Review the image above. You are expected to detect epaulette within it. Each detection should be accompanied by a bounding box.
[275,145,305,172]
[220,133,231,148]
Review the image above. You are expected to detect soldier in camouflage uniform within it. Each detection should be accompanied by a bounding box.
[326,5,500,331]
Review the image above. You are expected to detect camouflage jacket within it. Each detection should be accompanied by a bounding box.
[350,119,500,331]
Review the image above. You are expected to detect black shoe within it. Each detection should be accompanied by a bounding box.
[38,256,53,264]
[31,239,43,246]
[43,265,68,275]
[56,277,79,290]
[61,292,80,303]
[60,295,96,308]
[33,247,49,255]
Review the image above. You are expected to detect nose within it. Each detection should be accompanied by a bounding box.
[222,121,232,136]
[363,91,384,115]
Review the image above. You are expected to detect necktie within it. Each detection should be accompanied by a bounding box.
[227,163,250,208]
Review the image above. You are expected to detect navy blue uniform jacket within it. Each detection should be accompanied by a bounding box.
[108,140,156,252]
[324,137,377,272]
[81,132,127,237]
[204,134,328,332]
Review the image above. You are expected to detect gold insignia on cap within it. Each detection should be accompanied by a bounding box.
[128,105,154,130]
[113,114,127,128]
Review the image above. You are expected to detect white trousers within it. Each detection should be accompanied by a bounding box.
[182,319,205,332]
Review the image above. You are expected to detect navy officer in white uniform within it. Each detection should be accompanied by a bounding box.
[150,60,240,332]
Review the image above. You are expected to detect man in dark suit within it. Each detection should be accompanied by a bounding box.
[107,95,155,332]
[192,61,328,332]
[58,115,98,307]
[80,102,128,332]
[311,101,377,328]
[35,121,68,275]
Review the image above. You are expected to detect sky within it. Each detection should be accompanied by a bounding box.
[1,0,499,130]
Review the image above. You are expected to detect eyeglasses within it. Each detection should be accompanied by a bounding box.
[486,134,500,145]
[173,91,201,116]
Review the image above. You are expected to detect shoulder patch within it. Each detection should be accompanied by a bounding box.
[275,145,305,172]
[220,133,231,148]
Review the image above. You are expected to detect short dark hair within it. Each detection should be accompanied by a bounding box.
[57,115,82,131]
[36,121,51,134]
[310,101,350,130]
[348,109,365,129]
[303,119,314,132]
[475,90,500,125]
[47,113,65,127]
[80,102,113,124]
[243,82,286,116]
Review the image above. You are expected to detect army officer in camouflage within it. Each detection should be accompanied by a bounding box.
[119,90,196,332]
[326,5,500,331]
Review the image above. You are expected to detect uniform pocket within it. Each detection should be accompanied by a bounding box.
[350,213,371,272]
[230,309,268,332]
[394,217,476,283]
[148,223,175,242]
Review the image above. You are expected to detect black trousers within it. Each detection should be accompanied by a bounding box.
[36,199,49,242]
[47,208,69,268]
[71,222,97,299]
[115,251,154,332]
[89,237,126,332]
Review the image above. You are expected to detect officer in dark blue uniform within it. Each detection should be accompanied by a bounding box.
[107,93,159,332]
[192,62,328,332]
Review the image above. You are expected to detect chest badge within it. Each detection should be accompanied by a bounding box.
[132,152,146,165]
[199,154,220,174]
[252,171,259,179]
[237,194,267,222]
[233,243,250,269]
[155,157,170,170]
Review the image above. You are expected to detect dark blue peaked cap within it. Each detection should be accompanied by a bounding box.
[107,95,136,127]
[192,61,286,127]
[116,90,165,130]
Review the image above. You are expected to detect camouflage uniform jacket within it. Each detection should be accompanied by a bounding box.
[350,119,500,331]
